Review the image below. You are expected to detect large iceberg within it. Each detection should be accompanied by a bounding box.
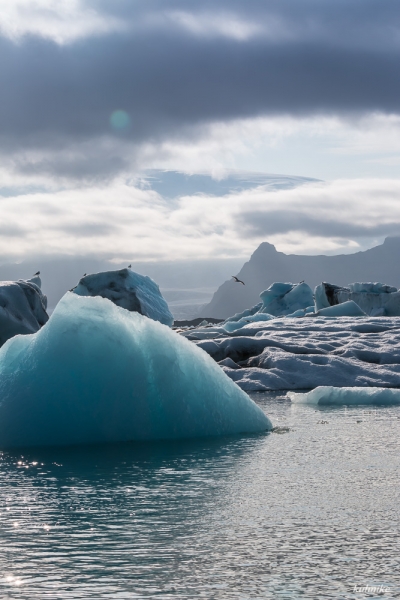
[0,276,48,347]
[219,282,313,332]
[0,293,271,448]
[73,268,174,326]
[289,386,400,406]
[315,281,400,316]
[258,282,314,316]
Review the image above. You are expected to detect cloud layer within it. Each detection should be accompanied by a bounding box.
[0,0,399,180]
[1,176,400,262]
[0,1,399,264]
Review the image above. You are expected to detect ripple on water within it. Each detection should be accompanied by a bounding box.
[0,393,399,599]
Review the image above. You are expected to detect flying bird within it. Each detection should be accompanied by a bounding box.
[232,276,245,285]
[34,271,40,276]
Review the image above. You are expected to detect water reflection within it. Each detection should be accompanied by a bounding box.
[1,399,399,599]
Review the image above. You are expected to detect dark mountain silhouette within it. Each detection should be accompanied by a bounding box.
[199,237,400,319]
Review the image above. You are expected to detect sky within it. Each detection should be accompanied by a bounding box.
[1,0,400,266]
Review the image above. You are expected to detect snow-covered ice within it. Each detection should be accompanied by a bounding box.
[223,312,275,333]
[288,386,400,406]
[191,316,400,391]
[73,268,174,326]
[0,276,48,347]
[0,293,271,448]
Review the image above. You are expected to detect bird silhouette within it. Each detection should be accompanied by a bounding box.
[232,276,245,285]
[83,273,87,277]
[34,271,40,276]
[128,264,131,268]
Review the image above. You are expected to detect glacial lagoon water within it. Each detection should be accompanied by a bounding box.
[0,393,399,599]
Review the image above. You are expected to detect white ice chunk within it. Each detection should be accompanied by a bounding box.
[0,293,271,448]
[0,278,48,347]
[288,386,400,406]
[314,300,366,317]
[73,268,174,326]
[223,312,275,333]
[223,303,263,324]
[218,357,241,369]
[286,306,315,318]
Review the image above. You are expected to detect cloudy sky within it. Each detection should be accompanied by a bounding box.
[1,0,400,264]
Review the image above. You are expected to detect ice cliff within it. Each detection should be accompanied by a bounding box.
[0,293,271,448]
[315,281,400,316]
[0,276,48,347]
[73,268,174,326]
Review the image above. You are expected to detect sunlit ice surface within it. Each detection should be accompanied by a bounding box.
[0,394,399,598]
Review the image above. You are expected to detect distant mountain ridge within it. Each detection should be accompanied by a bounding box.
[199,237,400,319]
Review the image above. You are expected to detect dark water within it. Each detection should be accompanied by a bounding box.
[0,394,399,599]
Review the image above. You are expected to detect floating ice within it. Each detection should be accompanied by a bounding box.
[224,303,263,324]
[288,386,400,406]
[0,277,48,347]
[223,312,274,333]
[348,282,397,294]
[259,282,314,317]
[315,281,400,316]
[0,293,271,448]
[195,316,400,391]
[73,268,174,326]
[314,300,366,317]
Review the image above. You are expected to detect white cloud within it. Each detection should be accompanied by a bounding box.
[0,0,125,44]
[136,113,400,180]
[1,177,400,262]
[164,10,265,41]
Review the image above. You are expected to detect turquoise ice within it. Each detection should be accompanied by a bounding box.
[0,294,271,448]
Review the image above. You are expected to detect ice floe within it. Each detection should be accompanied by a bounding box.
[288,386,400,406]
[191,316,400,391]
[73,268,174,326]
[0,293,271,448]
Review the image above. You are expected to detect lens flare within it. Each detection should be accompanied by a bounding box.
[110,110,131,130]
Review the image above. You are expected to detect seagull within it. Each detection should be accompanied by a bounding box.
[34,271,40,276]
[232,276,245,285]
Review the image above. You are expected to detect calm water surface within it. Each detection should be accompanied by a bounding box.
[0,393,399,599]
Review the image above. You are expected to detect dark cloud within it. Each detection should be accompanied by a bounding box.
[0,0,399,177]
[237,209,400,240]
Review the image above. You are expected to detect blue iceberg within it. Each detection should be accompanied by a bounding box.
[0,293,271,448]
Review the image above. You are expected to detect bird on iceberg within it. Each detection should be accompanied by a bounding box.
[128,264,131,268]
[232,276,245,285]
[34,271,40,276]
